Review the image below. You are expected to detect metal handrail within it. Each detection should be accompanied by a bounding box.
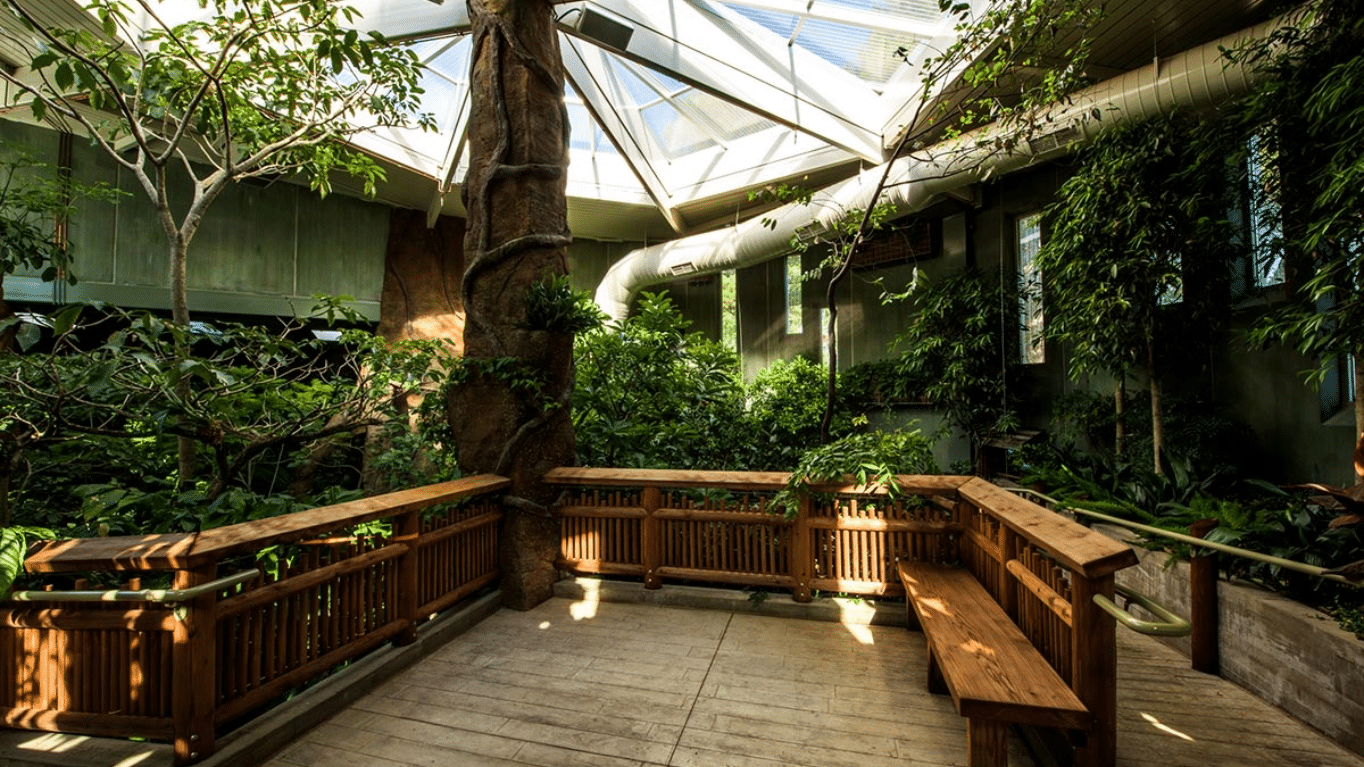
[1094,585,1192,637]
[1004,486,1356,586]
[9,569,259,603]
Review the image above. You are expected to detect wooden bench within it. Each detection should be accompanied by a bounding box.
[899,560,1090,767]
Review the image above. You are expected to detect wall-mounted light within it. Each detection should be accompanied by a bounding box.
[572,8,634,52]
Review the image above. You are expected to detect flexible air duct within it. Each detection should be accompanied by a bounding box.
[594,16,1286,323]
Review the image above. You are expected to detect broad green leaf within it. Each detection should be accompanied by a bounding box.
[0,529,28,596]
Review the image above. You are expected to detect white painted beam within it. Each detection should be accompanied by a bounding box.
[562,34,688,232]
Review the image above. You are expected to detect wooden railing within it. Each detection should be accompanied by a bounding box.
[1,474,508,765]
[545,467,1137,767]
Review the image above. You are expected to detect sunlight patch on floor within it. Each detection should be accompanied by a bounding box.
[1140,711,1194,741]
[569,578,601,620]
[19,732,89,752]
[842,621,875,645]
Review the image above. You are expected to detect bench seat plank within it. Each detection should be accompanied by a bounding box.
[899,561,1090,731]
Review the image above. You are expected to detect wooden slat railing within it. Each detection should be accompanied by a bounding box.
[1,474,508,765]
[544,467,1137,767]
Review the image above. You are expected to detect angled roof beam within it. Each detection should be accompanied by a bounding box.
[562,35,688,232]
[557,0,885,163]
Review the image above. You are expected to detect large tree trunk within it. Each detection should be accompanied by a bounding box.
[451,0,574,610]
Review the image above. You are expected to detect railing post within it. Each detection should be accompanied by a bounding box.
[1189,518,1220,674]
[998,526,1018,620]
[791,495,813,603]
[172,563,218,766]
[396,508,421,645]
[641,485,662,590]
[1070,572,1117,767]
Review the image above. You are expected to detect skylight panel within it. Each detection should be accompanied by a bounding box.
[796,18,911,83]
[673,90,775,143]
[641,102,720,157]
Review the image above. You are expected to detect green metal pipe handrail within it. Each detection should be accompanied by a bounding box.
[1094,585,1192,637]
[1004,486,1356,586]
[9,569,259,603]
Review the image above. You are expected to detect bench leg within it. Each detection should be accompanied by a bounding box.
[926,643,947,696]
[967,719,1007,767]
[906,600,922,631]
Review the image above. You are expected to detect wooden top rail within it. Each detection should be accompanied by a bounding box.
[543,467,972,496]
[959,477,1136,578]
[544,467,791,491]
[26,474,511,573]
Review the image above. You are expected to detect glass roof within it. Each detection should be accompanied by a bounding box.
[0,0,965,237]
[342,0,966,234]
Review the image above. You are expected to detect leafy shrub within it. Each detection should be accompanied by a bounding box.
[573,292,749,470]
[774,429,938,518]
[1,299,457,533]
[747,356,852,470]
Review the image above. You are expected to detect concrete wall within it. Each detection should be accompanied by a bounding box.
[1104,526,1364,756]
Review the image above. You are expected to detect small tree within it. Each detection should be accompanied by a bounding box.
[1,0,431,326]
[2,0,430,481]
[889,269,1017,470]
[1037,112,1239,474]
[1232,0,1364,481]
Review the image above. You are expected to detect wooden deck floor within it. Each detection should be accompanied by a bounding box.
[256,596,1363,767]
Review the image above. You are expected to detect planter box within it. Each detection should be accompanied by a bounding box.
[1097,524,1364,756]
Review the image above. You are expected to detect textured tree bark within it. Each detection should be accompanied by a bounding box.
[451,0,574,610]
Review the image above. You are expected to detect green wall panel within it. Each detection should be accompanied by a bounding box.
[188,180,297,294]
[296,192,388,301]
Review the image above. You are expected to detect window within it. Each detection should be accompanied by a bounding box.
[785,254,803,334]
[1017,213,1045,364]
[1321,353,1358,421]
[1247,134,1285,288]
[721,269,738,352]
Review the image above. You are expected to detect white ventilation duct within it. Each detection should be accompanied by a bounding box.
[594,17,1285,323]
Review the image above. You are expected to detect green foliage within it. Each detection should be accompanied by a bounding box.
[1,299,457,531]
[1231,0,1364,420]
[2,0,433,323]
[1038,112,1239,383]
[0,525,53,595]
[1021,447,1363,611]
[840,360,929,407]
[921,0,1104,146]
[574,292,865,472]
[11,0,432,195]
[747,357,852,468]
[573,292,750,470]
[887,270,1018,453]
[1050,390,1259,479]
[774,430,938,519]
[522,274,606,335]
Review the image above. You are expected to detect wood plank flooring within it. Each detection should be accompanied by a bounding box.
[263,596,1364,767]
